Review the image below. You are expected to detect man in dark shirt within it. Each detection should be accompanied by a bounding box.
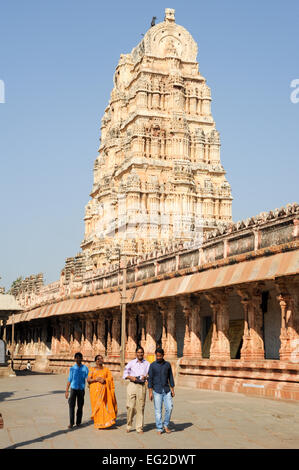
[147,347,175,434]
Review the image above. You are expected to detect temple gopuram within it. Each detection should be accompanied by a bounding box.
[81,7,232,269]
[2,9,299,401]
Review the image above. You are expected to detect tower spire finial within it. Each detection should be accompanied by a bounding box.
[164,8,175,23]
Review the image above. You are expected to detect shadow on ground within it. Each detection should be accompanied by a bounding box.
[4,419,94,449]
[14,370,54,376]
[0,391,15,401]
[0,390,65,402]
[143,421,193,432]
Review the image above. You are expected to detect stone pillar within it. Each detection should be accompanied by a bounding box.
[18,327,23,355]
[22,324,27,355]
[110,311,121,357]
[91,318,97,356]
[237,285,265,361]
[65,319,70,353]
[14,327,18,355]
[126,307,137,359]
[23,328,28,354]
[205,290,230,360]
[167,299,177,359]
[59,319,68,354]
[24,328,28,353]
[41,324,47,354]
[36,327,40,353]
[106,314,112,357]
[145,303,157,357]
[276,277,299,363]
[2,319,7,342]
[18,328,22,354]
[79,319,84,351]
[56,323,62,355]
[179,295,202,359]
[23,327,28,354]
[192,296,202,359]
[20,328,25,354]
[30,327,35,354]
[36,326,41,354]
[84,318,94,357]
[49,324,54,355]
[72,319,82,354]
[51,320,59,355]
[179,296,192,357]
[69,320,74,354]
[95,313,106,357]
[29,327,33,354]
[157,300,168,354]
[138,305,147,350]
[190,97,197,114]
[204,295,217,359]
[158,299,177,359]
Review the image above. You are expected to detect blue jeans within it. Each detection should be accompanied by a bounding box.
[153,390,173,431]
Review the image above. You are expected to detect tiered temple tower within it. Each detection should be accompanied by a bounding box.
[81,8,233,269]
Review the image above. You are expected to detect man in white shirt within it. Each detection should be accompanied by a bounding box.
[123,346,150,434]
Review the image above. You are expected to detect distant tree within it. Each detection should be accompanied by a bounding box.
[9,276,23,293]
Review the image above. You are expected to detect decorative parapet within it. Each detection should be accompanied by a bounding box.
[82,202,299,287]
[15,202,299,312]
[13,252,88,309]
[10,273,44,296]
[204,202,299,242]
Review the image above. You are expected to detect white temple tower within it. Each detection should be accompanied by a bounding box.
[81,8,233,269]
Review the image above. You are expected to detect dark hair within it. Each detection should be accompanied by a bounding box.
[95,354,103,361]
[136,346,144,353]
[155,347,164,356]
[74,352,83,359]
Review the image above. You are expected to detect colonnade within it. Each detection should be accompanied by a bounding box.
[4,276,299,364]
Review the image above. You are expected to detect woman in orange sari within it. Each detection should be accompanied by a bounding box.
[87,355,117,429]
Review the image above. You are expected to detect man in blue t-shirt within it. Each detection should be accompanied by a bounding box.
[148,347,175,434]
[65,352,89,429]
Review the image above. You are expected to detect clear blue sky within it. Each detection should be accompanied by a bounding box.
[0,0,298,290]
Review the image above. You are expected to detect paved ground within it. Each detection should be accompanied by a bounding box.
[0,371,299,449]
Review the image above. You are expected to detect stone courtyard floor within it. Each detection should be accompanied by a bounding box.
[0,371,299,449]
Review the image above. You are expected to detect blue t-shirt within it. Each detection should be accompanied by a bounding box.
[68,364,89,390]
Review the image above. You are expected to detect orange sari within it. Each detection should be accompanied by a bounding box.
[88,367,117,429]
